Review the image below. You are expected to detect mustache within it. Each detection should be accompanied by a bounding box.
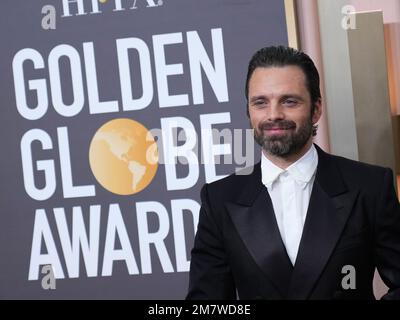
[258,120,296,131]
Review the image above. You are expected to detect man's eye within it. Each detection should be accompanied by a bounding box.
[254,100,266,106]
[283,99,298,106]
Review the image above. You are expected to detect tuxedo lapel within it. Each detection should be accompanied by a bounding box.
[226,163,293,297]
[287,144,359,299]
[225,145,359,299]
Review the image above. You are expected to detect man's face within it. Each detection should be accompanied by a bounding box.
[247,66,321,157]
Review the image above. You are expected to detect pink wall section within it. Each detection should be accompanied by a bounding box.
[296,0,331,152]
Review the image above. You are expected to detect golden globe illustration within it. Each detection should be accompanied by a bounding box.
[89,118,158,195]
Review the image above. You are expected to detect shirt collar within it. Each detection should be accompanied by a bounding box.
[261,144,318,190]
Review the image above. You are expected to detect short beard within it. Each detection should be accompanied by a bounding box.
[253,117,313,157]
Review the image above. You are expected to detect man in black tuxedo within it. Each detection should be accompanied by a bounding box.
[187,46,400,299]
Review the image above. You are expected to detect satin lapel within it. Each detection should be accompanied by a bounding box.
[226,163,293,297]
[287,144,360,299]
[287,183,359,299]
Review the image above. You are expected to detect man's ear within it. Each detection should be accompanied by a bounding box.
[312,98,322,124]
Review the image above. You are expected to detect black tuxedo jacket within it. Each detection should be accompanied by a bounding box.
[187,145,400,299]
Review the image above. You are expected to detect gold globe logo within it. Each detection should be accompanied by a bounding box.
[89,118,158,195]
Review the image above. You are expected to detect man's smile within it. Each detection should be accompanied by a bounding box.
[263,126,295,136]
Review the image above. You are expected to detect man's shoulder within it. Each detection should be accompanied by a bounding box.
[324,150,391,185]
[203,164,259,200]
[328,151,388,173]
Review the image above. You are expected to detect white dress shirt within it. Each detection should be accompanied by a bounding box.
[261,144,318,265]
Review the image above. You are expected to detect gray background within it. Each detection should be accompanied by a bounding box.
[0,0,288,299]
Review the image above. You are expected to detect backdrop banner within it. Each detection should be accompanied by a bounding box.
[0,0,288,298]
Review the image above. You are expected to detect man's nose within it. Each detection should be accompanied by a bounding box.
[267,103,284,121]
